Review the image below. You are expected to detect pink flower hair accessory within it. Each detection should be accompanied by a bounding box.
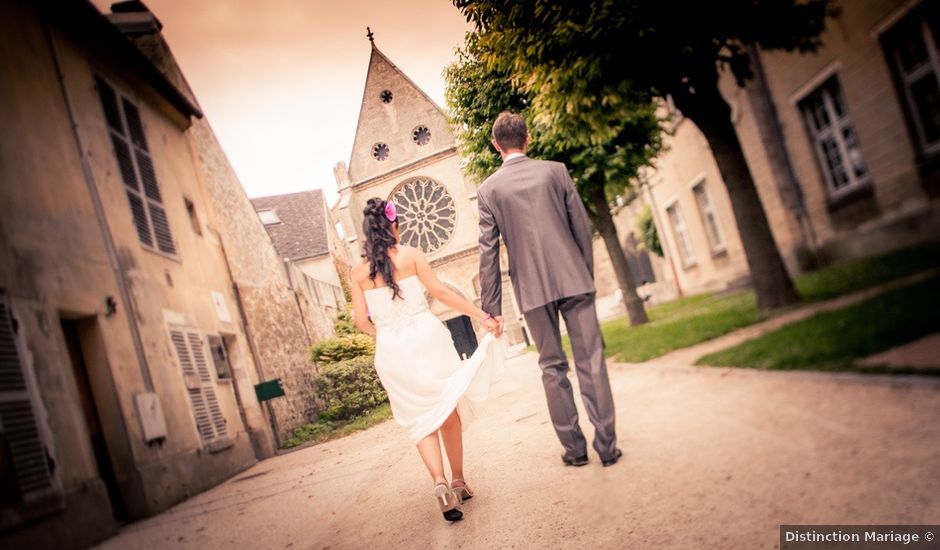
[384,201,397,222]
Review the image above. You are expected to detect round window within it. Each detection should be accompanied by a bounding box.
[380,89,393,103]
[412,125,431,146]
[372,143,389,161]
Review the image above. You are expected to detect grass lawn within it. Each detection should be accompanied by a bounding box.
[595,291,763,362]
[795,241,940,302]
[556,242,940,363]
[282,403,393,449]
[695,276,940,374]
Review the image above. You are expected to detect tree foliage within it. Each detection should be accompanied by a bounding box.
[453,0,834,310]
[445,34,664,215]
[445,33,664,325]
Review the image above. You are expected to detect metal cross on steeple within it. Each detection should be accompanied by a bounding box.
[366,27,374,42]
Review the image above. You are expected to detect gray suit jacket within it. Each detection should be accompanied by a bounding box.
[478,156,595,315]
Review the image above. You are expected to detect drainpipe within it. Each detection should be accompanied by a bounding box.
[282,259,314,348]
[748,44,822,265]
[205,226,281,450]
[44,18,155,392]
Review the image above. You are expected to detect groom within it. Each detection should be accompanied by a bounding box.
[477,112,621,467]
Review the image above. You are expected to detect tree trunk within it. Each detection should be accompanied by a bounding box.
[682,90,799,310]
[589,186,649,325]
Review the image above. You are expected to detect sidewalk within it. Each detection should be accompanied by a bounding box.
[94,350,940,549]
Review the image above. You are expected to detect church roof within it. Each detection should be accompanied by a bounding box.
[250,190,330,261]
[346,42,456,184]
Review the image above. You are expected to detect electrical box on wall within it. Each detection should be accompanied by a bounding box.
[134,392,168,444]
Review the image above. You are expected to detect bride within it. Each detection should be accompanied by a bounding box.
[348,197,504,522]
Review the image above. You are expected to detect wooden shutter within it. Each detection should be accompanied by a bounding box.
[0,299,55,504]
[169,329,227,444]
[95,76,176,255]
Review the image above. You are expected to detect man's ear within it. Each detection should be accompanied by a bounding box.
[491,138,502,154]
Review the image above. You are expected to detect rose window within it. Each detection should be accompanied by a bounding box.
[380,89,393,103]
[391,178,456,254]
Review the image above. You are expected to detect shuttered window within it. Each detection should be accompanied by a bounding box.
[169,329,227,444]
[0,298,56,505]
[95,77,176,255]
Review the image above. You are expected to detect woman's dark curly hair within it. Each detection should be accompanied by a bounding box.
[362,197,402,299]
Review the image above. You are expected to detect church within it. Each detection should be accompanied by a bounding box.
[333,35,525,352]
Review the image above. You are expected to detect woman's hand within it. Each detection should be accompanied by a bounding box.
[482,315,503,337]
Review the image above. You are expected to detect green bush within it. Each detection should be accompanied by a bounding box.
[334,309,359,336]
[314,356,388,421]
[310,334,374,364]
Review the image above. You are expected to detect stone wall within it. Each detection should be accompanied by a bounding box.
[188,121,321,441]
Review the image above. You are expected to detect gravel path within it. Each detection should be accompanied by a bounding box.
[95,349,940,549]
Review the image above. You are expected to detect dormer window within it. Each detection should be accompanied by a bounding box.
[257,209,280,225]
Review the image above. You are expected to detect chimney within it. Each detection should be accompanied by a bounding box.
[105,1,162,36]
[334,162,352,192]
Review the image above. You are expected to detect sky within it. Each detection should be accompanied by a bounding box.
[94,0,473,204]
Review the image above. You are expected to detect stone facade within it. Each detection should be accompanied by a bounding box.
[631,0,940,298]
[0,2,323,548]
[729,0,940,266]
[188,122,324,443]
[335,43,526,345]
[638,104,752,296]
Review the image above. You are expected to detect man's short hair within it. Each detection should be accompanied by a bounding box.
[492,111,528,150]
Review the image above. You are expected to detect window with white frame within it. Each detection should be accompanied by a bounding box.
[665,202,696,268]
[799,76,871,198]
[691,180,726,254]
[169,329,228,444]
[95,76,176,255]
[883,7,940,156]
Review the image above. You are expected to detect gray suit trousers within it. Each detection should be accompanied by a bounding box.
[523,292,617,460]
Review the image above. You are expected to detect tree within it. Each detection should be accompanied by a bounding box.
[455,0,834,310]
[445,36,664,325]
[637,205,663,257]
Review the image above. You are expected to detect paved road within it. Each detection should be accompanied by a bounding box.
[95,350,940,550]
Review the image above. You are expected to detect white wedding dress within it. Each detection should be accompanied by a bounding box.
[364,274,505,443]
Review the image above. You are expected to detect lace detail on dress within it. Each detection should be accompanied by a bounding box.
[363,275,431,330]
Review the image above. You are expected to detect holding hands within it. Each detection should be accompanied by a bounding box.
[481,314,503,338]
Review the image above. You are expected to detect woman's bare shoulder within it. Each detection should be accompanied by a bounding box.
[351,259,371,281]
[396,245,425,260]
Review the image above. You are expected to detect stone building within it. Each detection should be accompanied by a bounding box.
[333,39,525,352]
[0,2,324,548]
[251,190,349,341]
[639,0,940,291]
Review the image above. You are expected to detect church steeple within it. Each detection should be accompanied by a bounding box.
[346,42,456,184]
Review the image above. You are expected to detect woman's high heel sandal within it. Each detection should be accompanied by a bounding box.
[434,483,463,522]
[451,479,473,503]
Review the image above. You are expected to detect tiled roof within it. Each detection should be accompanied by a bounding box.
[250,190,329,261]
